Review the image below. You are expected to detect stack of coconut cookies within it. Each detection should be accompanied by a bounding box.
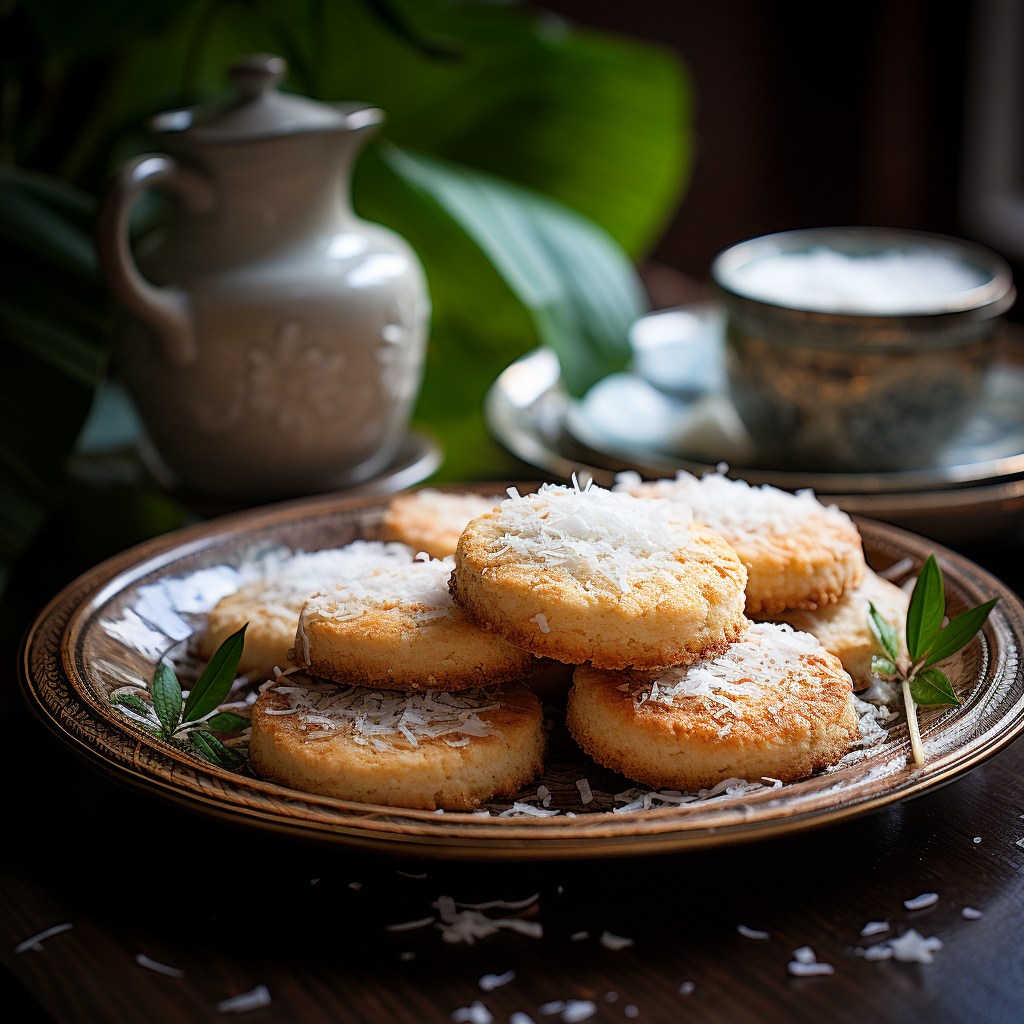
[200,477,907,812]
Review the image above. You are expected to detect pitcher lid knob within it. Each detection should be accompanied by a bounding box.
[229,54,288,98]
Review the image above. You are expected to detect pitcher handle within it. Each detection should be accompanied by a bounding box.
[96,154,215,367]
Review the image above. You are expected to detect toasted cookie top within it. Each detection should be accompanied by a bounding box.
[259,675,509,751]
[301,553,457,629]
[380,489,499,559]
[240,540,415,616]
[478,480,696,592]
[614,471,857,551]
[614,621,851,741]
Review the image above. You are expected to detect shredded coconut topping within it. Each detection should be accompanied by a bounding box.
[268,675,502,751]
[303,554,456,629]
[631,622,825,719]
[487,479,693,593]
[239,541,414,619]
[615,470,852,550]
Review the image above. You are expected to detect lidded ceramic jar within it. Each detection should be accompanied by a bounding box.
[97,54,429,498]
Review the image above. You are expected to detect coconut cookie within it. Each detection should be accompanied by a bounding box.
[615,471,865,616]
[772,567,908,687]
[567,622,858,790]
[198,541,414,677]
[379,488,500,559]
[450,482,748,671]
[250,677,545,810]
[296,554,540,690]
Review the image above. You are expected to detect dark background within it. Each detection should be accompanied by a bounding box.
[547,0,987,295]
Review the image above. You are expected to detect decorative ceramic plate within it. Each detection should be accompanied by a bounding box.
[20,486,1024,860]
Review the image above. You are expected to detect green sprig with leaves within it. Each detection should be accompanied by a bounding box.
[111,624,249,768]
[869,555,996,766]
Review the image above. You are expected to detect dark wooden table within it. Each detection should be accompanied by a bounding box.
[2,494,1023,1024]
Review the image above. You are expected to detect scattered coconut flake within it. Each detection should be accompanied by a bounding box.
[557,886,564,895]
[433,896,543,944]
[962,907,983,919]
[624,1007,639,1019]
[435,808,445,814]
[500,802,560,818]
[14,923,73,955]
[973,837,982,844]
[571,931,589,941]
[533,613,550,634]
[135,953,184,978]
[878,556,914,580]
[576,779,593,805]
[737,925,770,941]
[398,871,427,879]
[600,930,634,950]
[479,971,516,991]
[792,946,816,964]
[679,982,695,996]
[788,962,834,977]
[856,945,894,961]
[538,1002,566,1016]
[904,893,938,910]
[510,1014,536,1024]
[349,882,362,891]
[399,951,417,961]
[537,785,552,807]
[309,878,320,885]
[457,894,540,911]
[561,1001,596,1022]
[605,992,618,1002]
[386,916,436,932]
[1016,837,1024,848]
[860,921,889,937]
[451,1000,493,1024]
[889,929,943,963]
[217,985,271,1013]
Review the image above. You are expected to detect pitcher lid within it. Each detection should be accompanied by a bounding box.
[148,54,382,143]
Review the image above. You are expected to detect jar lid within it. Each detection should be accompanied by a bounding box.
[148,54,382,143]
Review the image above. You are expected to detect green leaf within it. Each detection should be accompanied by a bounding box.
[150,661,182,738]
[189,730,244,768]
[909,667,960,707]
[871,656,896,677]
[111,692,153,718]
[182,624,247,723]
[906,555,945,662]
[384,145,640,396]
[205,711,250,734]
[923,599,998,667]
[868,601,900,662]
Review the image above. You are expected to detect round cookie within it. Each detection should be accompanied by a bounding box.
[199,541,414,677]
[296,554,541,690]
[379,488,500,559]
[567,621,858,790]
[615,471,865,616]
[451,482,748,671]
[772,567,909,688]
[250,677,545,810]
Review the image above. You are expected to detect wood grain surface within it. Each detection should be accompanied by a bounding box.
[2,509,1023,1024]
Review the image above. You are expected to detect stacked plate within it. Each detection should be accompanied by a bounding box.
[485,303,1024,544]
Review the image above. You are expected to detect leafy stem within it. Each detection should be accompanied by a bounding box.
[869,556,996,766]
[110,624,250,768]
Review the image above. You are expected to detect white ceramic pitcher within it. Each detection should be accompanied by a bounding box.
[97,54,429,498]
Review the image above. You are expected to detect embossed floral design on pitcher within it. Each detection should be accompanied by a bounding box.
[97,55,429,498]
